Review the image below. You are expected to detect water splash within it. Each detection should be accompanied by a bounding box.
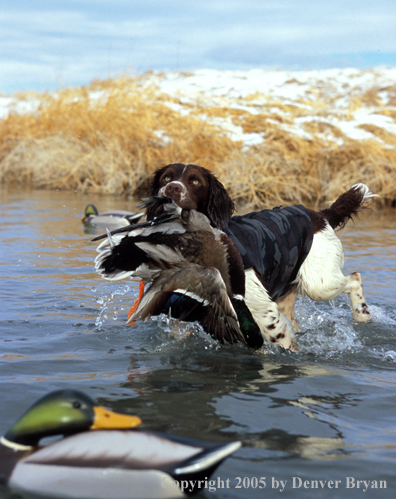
[291,297,361,355]
[368,305,396,326]
[383,350,396,362]
[93,283,133,329]
[283,297,396,366]
[149,315,222,353]
[91,282,395,365]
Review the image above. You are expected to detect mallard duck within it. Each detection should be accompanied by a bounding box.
[82,204,144,229]
[1,390,241,498]
[93,197,263,348]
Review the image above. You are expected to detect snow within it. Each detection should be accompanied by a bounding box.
[138,68,396,146]
[1,67,395,148]
[0,95,40,119]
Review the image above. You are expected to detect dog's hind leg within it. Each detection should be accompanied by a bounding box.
[344,272,372,323]
[297,226,372,323]
[276,286,299,332]
[244,269,298,351]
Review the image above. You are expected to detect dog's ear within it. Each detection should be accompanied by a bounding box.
[146,168,165,220]
[206,174,235,229]
[147,168,163,196]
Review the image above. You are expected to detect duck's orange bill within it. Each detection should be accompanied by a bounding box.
[91,406,142,429]
[127,280,145,327]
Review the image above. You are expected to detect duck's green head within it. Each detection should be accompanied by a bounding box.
[3,390,141,448]
[82,204,99,222]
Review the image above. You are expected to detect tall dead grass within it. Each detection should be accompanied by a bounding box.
[1,73,395,208]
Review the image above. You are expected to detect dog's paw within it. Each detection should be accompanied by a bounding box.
[268,314,299,352]
[289,337,300,352]
[352,303,372,323]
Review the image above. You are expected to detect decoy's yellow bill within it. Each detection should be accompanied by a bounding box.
[90,406,142,429]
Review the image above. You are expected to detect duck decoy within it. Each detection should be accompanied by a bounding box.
[82,203,144,229]
[0,390,241,498]
[94,197,264,348]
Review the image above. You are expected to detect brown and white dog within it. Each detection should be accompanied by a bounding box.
[146,163,376,351]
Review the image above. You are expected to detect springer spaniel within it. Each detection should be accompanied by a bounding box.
[146,163,376,351]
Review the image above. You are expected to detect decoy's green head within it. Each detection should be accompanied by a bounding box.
[82,204,99,222]
[3,390,141,447]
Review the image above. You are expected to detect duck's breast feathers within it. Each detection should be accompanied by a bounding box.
[183,209,213,231]
[0,442,28,486]
[9,467,184,499]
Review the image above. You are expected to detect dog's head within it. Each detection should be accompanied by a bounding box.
[146,163,235,229]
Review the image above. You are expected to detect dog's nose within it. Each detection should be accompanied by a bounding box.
[165,182,182,196]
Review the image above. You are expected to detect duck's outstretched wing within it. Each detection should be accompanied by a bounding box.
[94,222,189,281]
[129,266,247,345]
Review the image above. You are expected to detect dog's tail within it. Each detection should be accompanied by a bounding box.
[321,183,378,230]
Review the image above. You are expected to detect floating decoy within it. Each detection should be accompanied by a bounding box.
[94,197,263,348]
[82,203,144,229]
[0,389,241,498]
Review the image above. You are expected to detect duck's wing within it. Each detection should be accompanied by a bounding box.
[130,266,247,344]
[8,430,240,499]
[94,221,190,281]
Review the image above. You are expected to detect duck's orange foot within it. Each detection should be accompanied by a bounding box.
[127,281,145,327]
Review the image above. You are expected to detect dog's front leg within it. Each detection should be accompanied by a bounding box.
[244,269,298,351]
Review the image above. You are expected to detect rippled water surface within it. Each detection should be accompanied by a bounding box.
[1,187,396,498]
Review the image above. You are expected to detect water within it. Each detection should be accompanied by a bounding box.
[0,186,396,498]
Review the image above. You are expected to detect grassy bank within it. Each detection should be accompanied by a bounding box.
[1,69,395,208]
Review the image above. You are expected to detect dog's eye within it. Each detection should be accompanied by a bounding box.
[191,179,199,186]
[163,175,171,183]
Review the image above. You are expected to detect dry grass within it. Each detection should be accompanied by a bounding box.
[1,72,395,208]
